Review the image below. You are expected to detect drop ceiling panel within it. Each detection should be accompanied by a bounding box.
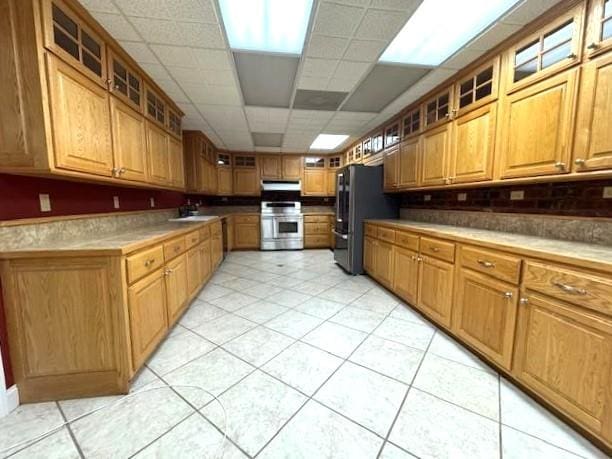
[119,41,159,64]
[307,35,349,59]
[467,22,522,52]
[130,17,225,48]
[343,39,387,62]
[294,89,349,111]
[342,64,430,112]
[92,13,140,41]
[234,53,299,108]
[302,57,339,79]
[80,0,119,14]
[312,2,365,37]
[502,0,562,25]
[252,133,284,147]
[354,9,414,41]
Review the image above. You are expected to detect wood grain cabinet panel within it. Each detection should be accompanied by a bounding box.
[421,124,451,186]
[573,53,612,171]
[303,169,327,196]
[47,55,113,177]
[146,120,170,185]
[233,168,260,196]
[128,269,168,370]
[450,103,496,184]
[393,245,419,305]
[513,293,612,442]
[217,167,233,195]
[211,232,223,268]
[327,169,337,196]
[109,97,147,182]
[364,236,375,273]
[165,253,188,326]
[417,256,454,328]
[199,239,212,283]
[281,156,302,179]
[453,269,518,369]
[383,146,399,190]
[399,137,420,187]
[497,69,579,179]
[186,246,201,298]
[374,240,394,288]
[260,155,281,179]
[168,136,185,188]
[234,216,260,249]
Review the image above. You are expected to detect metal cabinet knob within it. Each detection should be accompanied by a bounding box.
[567,53,577,59]
[587,42,599,50]
[477,259,495,268]
[519,298,529,305]
[503,292,513,299]
[144,259,155,267]
[554,162,566,170]
[574,158,586,166]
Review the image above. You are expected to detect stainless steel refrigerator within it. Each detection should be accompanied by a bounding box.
[333,164,399,274]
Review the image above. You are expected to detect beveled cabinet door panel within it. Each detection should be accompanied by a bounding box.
[282,156,303,179]
[168,136,185,188]
[47,55,113,176]
[497,68,578,179]
[375,241,394,289]
[165,254,188,326]
[110,97,147,182]
[453,269,518,370]
[393,245,419,305]
[186,246,201,298]
[399,136,420,187]
[217,167,233,195]
[383,146,399,190]
[303,169,327,196]
[417,256,454,328]
[233,169,259,196]
[146,120,170,185]
[513,293,612,441]
[573,53,612,171]
[451,103,496,184]
[421,124,451,186]
[260,155,281,179]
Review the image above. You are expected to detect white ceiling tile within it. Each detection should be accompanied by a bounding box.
[442,48,486,70]
[255,146,281,152]
[119,41,159,64]
[302,57,338,79]
[92,13,141,41]
[114,0,169,18]
[179,22,225,48]
[313,2,365,37]
[192,49,232,70]
[502,0,562,25]
[327,77,359,92]
[370,0,422,11]
[130,18,224,48]
[178,103,202,118]
[332,111,378,121]
[467,22,522,52]
[354,9,410,41]
[185,84,242,105]
[306,35,349,59]
[155,79,188,103]
[150,44,195,67]
[331,0,370,6]
[297,76,330,90]
[334,60,370,78]
[80,0,119,14]
[139,62,172,80]
[162,0,218,23]
[343,39,387,62]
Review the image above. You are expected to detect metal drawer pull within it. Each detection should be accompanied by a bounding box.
[477,259,495,268]
[144,258,155,267]
[503,292,513,299]
[430,247,440,252]
[552,281,587,295]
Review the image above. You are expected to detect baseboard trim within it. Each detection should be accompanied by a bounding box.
[0,385,19,417]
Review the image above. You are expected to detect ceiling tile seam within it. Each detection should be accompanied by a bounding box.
[116,0,231,148]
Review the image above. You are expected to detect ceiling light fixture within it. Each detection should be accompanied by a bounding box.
[310,134,349,150]
[379,0,519,66]
[219,0,314,55]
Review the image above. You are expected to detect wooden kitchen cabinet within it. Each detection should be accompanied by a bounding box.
[364,236,375,273]
[393,245,419,304]
[109,97,148,182]
[497,68,579,179]
[573,53,612,171]
[383,145,400,190]
[282,155,303,179]
[513,293,612,442]
[453,269,518,369]
[146,120,170,185]
[234,215,260,249]
[233,168,259,195]
[165,253,188,326]
[417,255,454,328]
[303,169,327,196]
[585,0,612,57]
[260,155,281,179]
[327,169,337,196]
[107,49,143,113]
[420,123,451,186]
[47,54,114,177]
[373,240,395,288]
[217,163,233,195]
[399,136,420,187]
[168,136,185,188]
[198,239,212,284]
[186,246,201,298]
[128,269,168,370]
[211,222,223,267]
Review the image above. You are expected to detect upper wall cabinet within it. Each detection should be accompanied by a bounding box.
[168,108,182,139]
[145,85,166,128]
[454,58,500,117]
[281,155,302,179]
[384,121,400,148]
[107,50,143,113]
[402,107,421,139]
[585,0,612,56]
[260,155,282,179]
[505,3,585,93]
[423,88,453,130]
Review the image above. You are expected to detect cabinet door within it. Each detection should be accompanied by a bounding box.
[165,254,188,326]
[303,169,327,196]
[498,69,579,179]
[46,55,113,176]
[383,146,399,190]
[211,234,223,268]
[208,161,218,194]
[393,245,419,305]
[399,137,420,187]
[186,246,201,298]
[514,293,612,441]
[146,121,170,185]
[261,155,281,179]
[585,0,612,57]
[573,53,612,171]
[421,124,450,186]
[282,156,302,179]
[109,97,147,182]
[417,256,454,328]
[327,170,337,196]
[453,269,518,370]
[199,239,211,284]
[233,169,260,196]
[375,241,394,288]
[450,103,496,184]
[128,269,168,370]
[364,237,375,274]
[168,137,185,188]
[235,223,260,249]
[217,167,233,195]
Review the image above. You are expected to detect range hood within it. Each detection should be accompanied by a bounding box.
[261,180,301,191]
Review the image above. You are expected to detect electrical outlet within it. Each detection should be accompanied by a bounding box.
[510,190,525,201]
[424,194,432,202]
[39,194,51,212]
[113,196,120,209]
[150,197,155,208]
[603,187,612,199]
[457,193,467,202]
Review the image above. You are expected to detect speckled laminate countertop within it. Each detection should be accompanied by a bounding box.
[368,219,612,272]
[0,219,220,258]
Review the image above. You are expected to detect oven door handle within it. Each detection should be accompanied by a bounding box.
[333,230,349,240]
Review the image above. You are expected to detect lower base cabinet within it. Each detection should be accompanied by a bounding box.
[186,246,201,298]
[417,256,454,328]
[165,253,189,326]
[363,236,394,288]
[304,215,333,248]
[392,245,419,304]
[233,215,260,249]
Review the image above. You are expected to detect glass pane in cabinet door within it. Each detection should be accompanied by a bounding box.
[515,41,539,67]
[114,75,127,94]
[53,27,79,59]
[476,67,493,86]
[113,60,127,81]
[82,51,102,76]
[475,82,492,101]
[514,58,538,82]
[459,94,472,108]
[543,21,573,50]
[603,18,612,40]
[460,79,474,95]
[81,31,101,58]
[605,0,611,17]
[541,42,571,69]
[52,4,78,38]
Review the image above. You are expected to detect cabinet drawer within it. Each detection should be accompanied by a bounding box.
[523,262,612,316]
[305,234,330,247]
[305,222,329,235]
[127,245,164,284]
[304,215,330,223]
[199,225,211,240]
[234,215,259,224]
[163,237,186,261]
[185,231,200,249]
[421,237,455,263]
[460,245,522,284]
[364,224,377,237]
[377,227,396,243]
[395,230,419,251]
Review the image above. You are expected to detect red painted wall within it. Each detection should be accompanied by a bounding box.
[0,173,185,221]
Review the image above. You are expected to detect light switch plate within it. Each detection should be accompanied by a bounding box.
[510,190,525,201]
[457,193,467,202]
[603,187,612,199]
[424,194,432,202]
[113,196,120,209]
[150,197,155,207]
[39,194,51,212]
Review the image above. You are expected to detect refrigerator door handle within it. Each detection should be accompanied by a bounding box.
[333,230,348,240]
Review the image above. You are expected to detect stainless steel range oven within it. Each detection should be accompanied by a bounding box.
[260,201,304,250]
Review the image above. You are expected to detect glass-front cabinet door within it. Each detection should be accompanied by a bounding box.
[108,50,143,112]
[423,88,452,129]
[454,57,500,117]
[586,0,612,56]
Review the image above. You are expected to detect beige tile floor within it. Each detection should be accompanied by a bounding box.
[0,250,608,458]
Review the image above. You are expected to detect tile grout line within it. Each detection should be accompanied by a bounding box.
[55,401,87,459]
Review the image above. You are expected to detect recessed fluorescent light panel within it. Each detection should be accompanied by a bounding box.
[310,134,349,150]
[219,0,314,54]
[379,0,519,66]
